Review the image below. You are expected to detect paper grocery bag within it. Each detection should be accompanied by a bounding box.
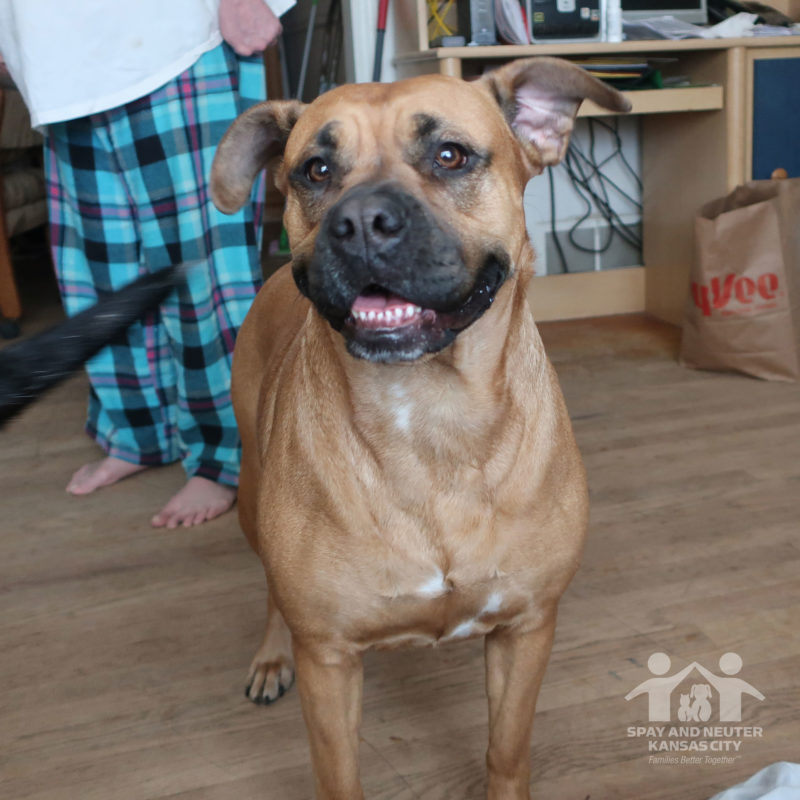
[680,178,800,382]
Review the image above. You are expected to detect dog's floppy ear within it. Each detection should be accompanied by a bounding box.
[479,57,631,171]
[211,99,306,214]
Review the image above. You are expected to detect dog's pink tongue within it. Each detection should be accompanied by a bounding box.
[351,292,409,313]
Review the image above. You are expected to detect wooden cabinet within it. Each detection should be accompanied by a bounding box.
[748,48,800,180]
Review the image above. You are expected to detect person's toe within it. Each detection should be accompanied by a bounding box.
[150,509,168,527]
[66,465,93,494]
[67,458,146,495]
[166,510,184,530]
[152,477,236,529]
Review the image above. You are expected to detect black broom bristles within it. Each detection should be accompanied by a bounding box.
[0,265,184,427]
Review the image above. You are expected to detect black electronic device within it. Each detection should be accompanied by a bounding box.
[529,0,602,41]
[457,0,498,45]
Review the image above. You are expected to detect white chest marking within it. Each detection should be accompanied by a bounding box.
[441,592,505,642]
[481,591,504,616]
[415,569,449,598]
[447,619,477,639]
[390,384,412,432]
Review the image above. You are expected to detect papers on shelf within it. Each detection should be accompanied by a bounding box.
[620,11,800,40]
[623,12,750,39]
[622,15,710,40]
[570,56,651,78]
[749,23,800,36]
[707,12,760,37]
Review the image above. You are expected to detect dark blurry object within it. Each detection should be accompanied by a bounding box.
[0,85,47,338]
[318,0,343,94]
[0,266,182,427]
[429,34,466,46]
[373,0,391,81]
[708,0,794,24]
[456,0,496,44]
[530,0,602,41]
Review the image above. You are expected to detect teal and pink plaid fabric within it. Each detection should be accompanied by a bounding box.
[45,43,266,486]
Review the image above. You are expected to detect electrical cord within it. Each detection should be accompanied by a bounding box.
[548,118,643,274]
[428,0,454,36]
[565,144,641,250]
[565,122,642,249]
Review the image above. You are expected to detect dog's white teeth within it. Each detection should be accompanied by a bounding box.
[351,302,424,328]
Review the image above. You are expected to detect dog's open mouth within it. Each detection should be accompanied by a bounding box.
[342,286,440,363]
[339,256,509,363]
[348,287,428,332]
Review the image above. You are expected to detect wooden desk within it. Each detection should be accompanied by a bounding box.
[393,33,800,323]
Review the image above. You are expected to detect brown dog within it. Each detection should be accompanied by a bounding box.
[211,58,629,799]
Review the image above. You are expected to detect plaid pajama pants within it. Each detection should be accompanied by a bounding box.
[45,44,266,487]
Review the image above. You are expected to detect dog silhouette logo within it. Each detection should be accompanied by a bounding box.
[626,652,764,723]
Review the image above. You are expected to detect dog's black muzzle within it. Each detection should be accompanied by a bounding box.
[293,182,509,363]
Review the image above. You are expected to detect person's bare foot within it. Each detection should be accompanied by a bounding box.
[150,476,236,529]
[66,456,148,495]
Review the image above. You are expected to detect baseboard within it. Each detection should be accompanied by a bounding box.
[526,267,646,322]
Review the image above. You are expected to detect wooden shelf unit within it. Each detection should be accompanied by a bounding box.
[579,85,723,117]
[391,35,800,323]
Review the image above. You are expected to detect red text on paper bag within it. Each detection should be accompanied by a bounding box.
[692,272,782,317]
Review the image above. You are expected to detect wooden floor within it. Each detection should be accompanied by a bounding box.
[2,298,799,799]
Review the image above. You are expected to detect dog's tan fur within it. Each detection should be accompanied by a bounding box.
[212,58,629,799]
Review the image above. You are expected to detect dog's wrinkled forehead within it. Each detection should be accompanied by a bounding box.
[209,58,631,218]
[282,77,512,178]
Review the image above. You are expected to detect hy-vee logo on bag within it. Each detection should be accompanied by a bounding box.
[692,272,783,317]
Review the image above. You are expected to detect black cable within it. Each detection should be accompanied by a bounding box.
[548,166,570,274]
[593,118,643,193]
[562,148,610,254]
[567,149,642,251]
[551,118,643,259]
[570,122,642,215]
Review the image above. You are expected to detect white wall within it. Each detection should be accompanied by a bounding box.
[341,0,403,83]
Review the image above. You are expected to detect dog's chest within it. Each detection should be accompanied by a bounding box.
[326,382,547,648]
[264,355,567,649]
[343,491,545,650]
[354,553,541,650]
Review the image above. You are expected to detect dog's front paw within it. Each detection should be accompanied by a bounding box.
[245,656,295,705]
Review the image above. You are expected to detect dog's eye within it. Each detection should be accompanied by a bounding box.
[434,143,468,171]
[305,157,331,184]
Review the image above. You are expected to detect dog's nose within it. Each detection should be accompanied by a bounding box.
[328,189,408,255]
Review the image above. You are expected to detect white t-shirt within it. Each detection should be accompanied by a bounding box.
[0,0,295,127]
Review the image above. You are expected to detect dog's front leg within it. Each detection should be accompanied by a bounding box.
[484,617,557,800]
[294,643,365,800]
